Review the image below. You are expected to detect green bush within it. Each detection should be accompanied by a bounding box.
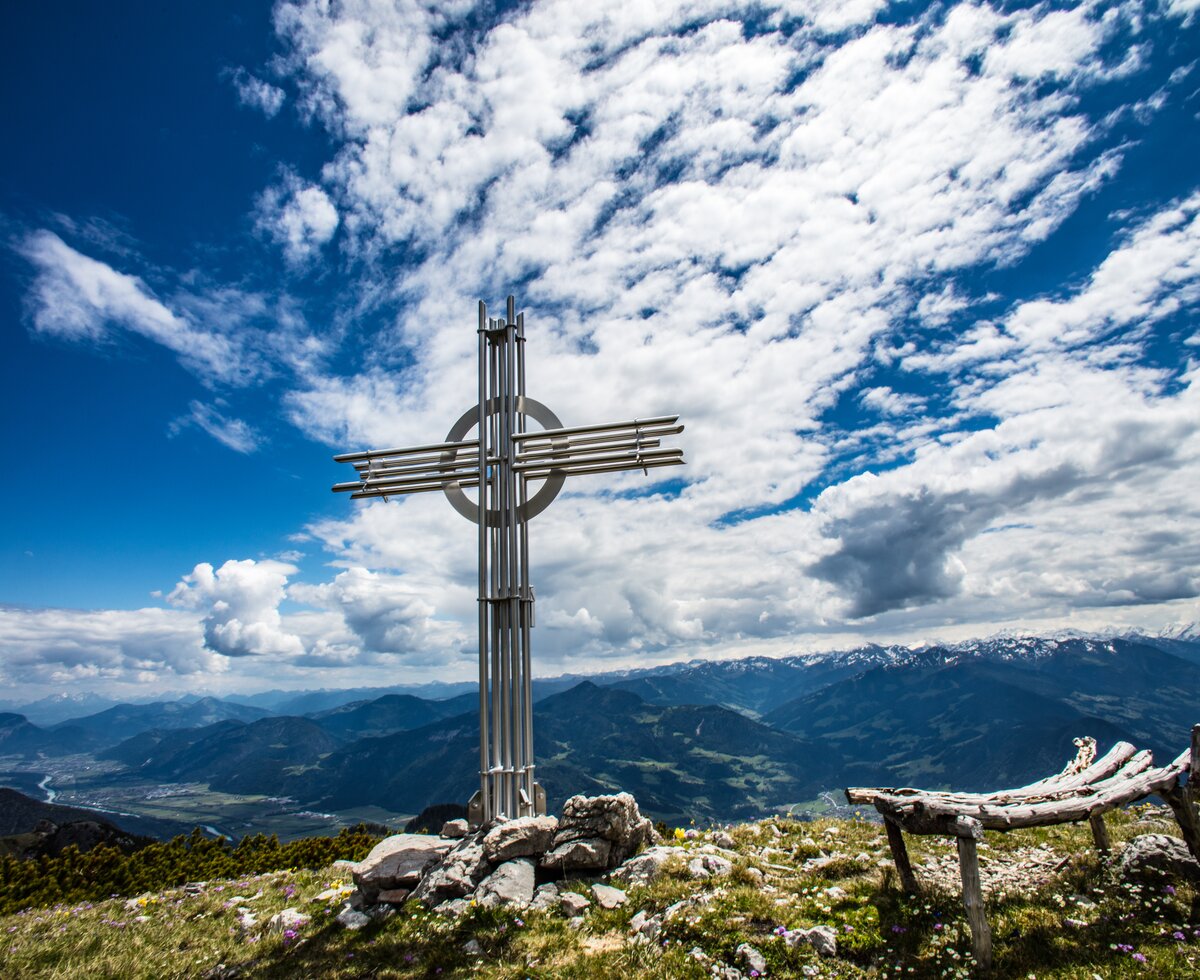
[0,824,385,915]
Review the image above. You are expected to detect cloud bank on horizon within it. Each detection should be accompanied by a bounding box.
[4,0,1199,697]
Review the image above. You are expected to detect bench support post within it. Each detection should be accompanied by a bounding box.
[1163,724,1200,862]
[884,817,919,893]
[1088,812,1111,854]
[955,816,992,972]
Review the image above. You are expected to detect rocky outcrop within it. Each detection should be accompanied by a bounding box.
[483,815,558,862]
[475,858,537,908]
[350,834,452,903]
[336,792,662,916]
[1119,833,1200,883]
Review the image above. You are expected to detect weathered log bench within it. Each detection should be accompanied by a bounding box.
[845,725,1200,971]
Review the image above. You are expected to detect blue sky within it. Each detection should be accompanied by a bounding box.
[2,0,1199,700]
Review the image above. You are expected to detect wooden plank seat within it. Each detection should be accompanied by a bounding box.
[844,725,1200,971]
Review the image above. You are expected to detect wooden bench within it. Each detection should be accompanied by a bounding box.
[845,725,1200,971]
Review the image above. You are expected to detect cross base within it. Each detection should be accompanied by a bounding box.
[468,781,546,827]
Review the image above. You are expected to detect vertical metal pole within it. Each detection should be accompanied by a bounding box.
[488,327,502,815]
[504,299,522,818]
[517,310,537,814]
[476,301,490,824]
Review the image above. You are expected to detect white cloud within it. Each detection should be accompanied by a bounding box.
[227,67,286,117]
[168,559,305,658]
[168,400,261,453]
[13,0,1200,696]
[255,172,340,264]
[16,230,274,386]
[0,606,224,690]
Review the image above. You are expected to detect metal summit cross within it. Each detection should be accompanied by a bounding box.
[332,296,686,825]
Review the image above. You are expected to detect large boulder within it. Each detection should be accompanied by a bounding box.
[411,836,490,906]
[540,837,613,872]
[1119,834,1200,883]
[548,792,654,869]
[475,857,537,908]
[483,815,558,862]
[351,834,452,903]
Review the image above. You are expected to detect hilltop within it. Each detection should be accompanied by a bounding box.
[1,804,1196,978]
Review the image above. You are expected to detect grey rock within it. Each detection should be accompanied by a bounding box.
[351,834,452,903]
[787,925,838,957]
[540,837,613,871]
[366,903,395,922]
[552,792,654,866]
[711,831,736,849]
[335,907,371,930]
[475,857,536,908]
[736,943,767,974]
[376,888,410,905]
[483,815,558,862]
[1119,834,1200,883]
[559,891,591,916]
[688,854,733,879]
[463,938,483,956]
[628,909,662,941]
[411,837,489,906]
[566,915,585,930]
[434,897,471,917]
[441,819,469,839]
[611,845,682,886]
[590,883,628,909]
[530,882,560,911]
[266,907,310,932]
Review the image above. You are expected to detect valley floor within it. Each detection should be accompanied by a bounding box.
[1,806,1197,979]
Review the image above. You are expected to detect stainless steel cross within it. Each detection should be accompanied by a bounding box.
[332,296,686,824]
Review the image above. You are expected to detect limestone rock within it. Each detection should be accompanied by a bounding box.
[736,943,767,975]
[483,815,558,862]
[266,908,310,933]
[711,831,736,849]
[559,891,591,916]
[591,883,628,909]
[434,898,471,917]
[787,925,837,958]
[351,834,452,903]
[441,819,469,839]
[376,888,410,905]
[1119,834,1200,883]
[628,909,663,941]
[335,907,370,930]
[540,837,612,872]
[475,857,536,908]
[611,845,681,886]
[530,882,560,911]
[688,853,734,879]
[411,837,489,906]
[552,792,654,866]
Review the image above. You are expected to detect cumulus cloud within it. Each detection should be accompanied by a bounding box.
[0,606,223,689]
[255,172,339,264]
[14,0,1200,696]
[168,559,305,658]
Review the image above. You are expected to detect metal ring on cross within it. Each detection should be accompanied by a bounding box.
[441,396,565,526]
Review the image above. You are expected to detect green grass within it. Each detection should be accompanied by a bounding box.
[1,806,1197,978]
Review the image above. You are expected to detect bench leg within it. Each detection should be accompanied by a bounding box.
[956,829,993,972]
[884,817,919,893]
[1088,812,1111,854]
[1164,724,1200,863]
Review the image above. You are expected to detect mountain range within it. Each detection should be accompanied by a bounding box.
[3,632,1198,828]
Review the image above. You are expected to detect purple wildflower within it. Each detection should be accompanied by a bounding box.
[1133,953,1146,963]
